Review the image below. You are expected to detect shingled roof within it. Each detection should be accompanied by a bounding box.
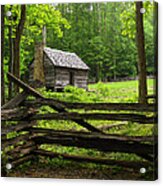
[44,47,89,70]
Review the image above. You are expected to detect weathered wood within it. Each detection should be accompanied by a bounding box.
[22,99,155,112]
[28,128,155,143]
[7,72,44,98]
[2,133,37,149]
[9,146,36,159]
[10,154,35,168]
[12,112,155,124]
[33,135,155,158]
[97,123,126,131]
[62,103,155,112]
[1,121,37,135]
[7,73,103,133]
[75,123,127,132]
[2,91,28,109]
[7,140,36,154]
[1,108,37,121]
[34,149,151,169]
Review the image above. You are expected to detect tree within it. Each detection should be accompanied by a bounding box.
[4,4,70,95]
[135,2,147,103]
[3,2,155,97]
[1,5,5,105]
[13,5,26,93]
[8,5,14,99]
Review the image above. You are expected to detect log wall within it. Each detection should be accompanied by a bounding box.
[55,68,70,89]
[55,68,88,90]
[73,70,88,89]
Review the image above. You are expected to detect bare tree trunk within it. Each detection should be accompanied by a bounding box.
[154,3,158,80]
[153,2,158,179]
[1,5,5,105]
[42,25,46,47]
[13,5,26,94]
[135,2,147,104]
[8,6,13,99]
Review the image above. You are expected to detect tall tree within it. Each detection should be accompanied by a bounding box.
[13,5,26,93]
[8,5,13,99]
[135,2,147,104]
[1,5,5,105]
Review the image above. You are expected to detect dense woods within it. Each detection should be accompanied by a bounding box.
[2,2,156,102]
[48,2,155,82]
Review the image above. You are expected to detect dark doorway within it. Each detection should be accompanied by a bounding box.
[70,72,74,85]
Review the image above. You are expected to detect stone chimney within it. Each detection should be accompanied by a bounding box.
[33,26,46,87]
[33,42,45,86]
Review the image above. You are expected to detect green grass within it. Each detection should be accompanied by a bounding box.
[37,79,155,104]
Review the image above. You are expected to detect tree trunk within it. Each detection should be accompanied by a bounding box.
[135,2,147,104]
[154,2,158,99]
[13,5,26,94]
[42,25,46,47]
[1,5,5,105]
[8,6,13,99]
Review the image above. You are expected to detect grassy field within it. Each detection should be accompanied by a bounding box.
[39,78,155,103]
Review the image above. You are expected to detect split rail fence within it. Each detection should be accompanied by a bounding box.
[1,73,157,175]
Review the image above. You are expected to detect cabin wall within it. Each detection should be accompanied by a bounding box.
[55,68,71,89]
[55,68,88,90]
[29,53,89,90]
[73,70,88,89]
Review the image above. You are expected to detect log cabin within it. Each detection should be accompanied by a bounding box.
[29,47,90,91]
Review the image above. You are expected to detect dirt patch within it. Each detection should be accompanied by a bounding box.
[4,160,153,180]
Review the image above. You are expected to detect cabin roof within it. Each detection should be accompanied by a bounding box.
[44,47,89,70]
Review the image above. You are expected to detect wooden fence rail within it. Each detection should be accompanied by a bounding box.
[1,73,157,176]
[1,110,156,124]
[22,99,155,112]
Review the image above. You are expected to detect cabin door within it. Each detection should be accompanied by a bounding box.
[69,72,74,85]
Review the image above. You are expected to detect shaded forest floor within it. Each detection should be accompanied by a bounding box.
[5,158,153,180]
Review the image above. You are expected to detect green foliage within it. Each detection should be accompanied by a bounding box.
[3,2,156,93]
[51,2,155,81]
[3,4,70,83]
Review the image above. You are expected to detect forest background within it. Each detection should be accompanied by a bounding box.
[1,1,156,105]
